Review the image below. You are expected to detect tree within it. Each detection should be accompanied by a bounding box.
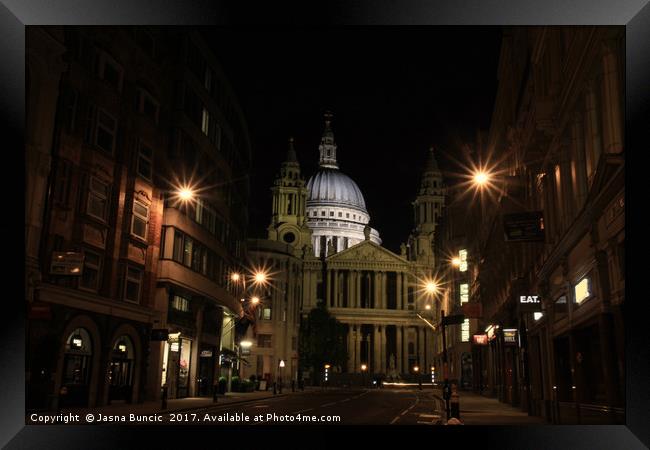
[299,301,348,383]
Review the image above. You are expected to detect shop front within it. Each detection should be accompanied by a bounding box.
[197,346,217,396]
[162,332,193,399]
[60,328,93,408]
[108,336,135,403]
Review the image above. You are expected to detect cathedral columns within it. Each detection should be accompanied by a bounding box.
[396,272,402,310]
[402,326,409,372]
[347,324,355,372]
[396,325,403,375]
[379,272,385,309]
[382,271,388,309]
[326,270,332,307]
[373,325,380,373]
[380,325,387,373]
[356,271,361,308]
[355,327,361,371]
[402,275,409,310]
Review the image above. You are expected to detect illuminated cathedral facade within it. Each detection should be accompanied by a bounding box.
[244,113,446,383]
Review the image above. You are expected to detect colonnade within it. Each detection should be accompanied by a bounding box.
[327,269,409,310]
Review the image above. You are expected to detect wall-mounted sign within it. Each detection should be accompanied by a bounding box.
[50,252,84,276]
[200,350,213,358]
[472,334,488,346]
[503,211,545,242]
[503,328,518,345]
[518,295,542,313]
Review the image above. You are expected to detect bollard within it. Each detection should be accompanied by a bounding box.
[273,382,277,395]
[450,386,460,420]
[161,385,168,410]
[213,384,219,403]
[291,380,295,392]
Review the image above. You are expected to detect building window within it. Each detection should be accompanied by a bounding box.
[330,211,334,217]
[261,307,272,321]
[54,159,72,207]
[173,230,184,262]
[338,212,342,217]
[201,108,210,136]
[346,213,350,218]
[96,51,123,91]
[204,66,212,92]
[87,177,110,221]
[183,236,193,266]
[257,334,272,348]
[574,277,592,304]
[171,294,190,312]
[321,211,325,216]
[291,337,297,351]
[79,249,102,292]
[136,88,159,124]
[131,200,149,240]
[124,266,143,303]
[137,142,153,180]
[85,106,117,155]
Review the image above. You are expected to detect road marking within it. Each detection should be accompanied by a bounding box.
[295,408,313,413]
[252,405,269,408]
[390,416,400,424]
[391,395,420,424]
[340,398,350,403]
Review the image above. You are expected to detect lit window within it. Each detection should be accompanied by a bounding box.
[171,295,190,312]
[263,307,272,320]
[131,200,149,240]
[574,277,591,304]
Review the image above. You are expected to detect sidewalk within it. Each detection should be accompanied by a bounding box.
[433,389,545,425]
[53,389,305,418]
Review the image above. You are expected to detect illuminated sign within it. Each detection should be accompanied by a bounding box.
[533,312,544,321]
[200,350,213,357]
[472,334,488,346]
[503,328,518,345]
[574,278,591,304]
[461,319,470,342]
[459,250,468,272]
[460,283,469,304]
[518,295,542,313]
[50,252,84,276]
[503,211,545,242]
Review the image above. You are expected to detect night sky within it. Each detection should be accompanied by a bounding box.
[205,27,502,252]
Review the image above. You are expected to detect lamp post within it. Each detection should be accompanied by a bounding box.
[278,359,285,394]
[414,365,422,390]
[361,364,367,387]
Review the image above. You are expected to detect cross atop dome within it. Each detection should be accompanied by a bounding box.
[319,110,338,169]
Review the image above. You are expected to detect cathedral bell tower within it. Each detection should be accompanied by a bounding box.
[407,147,445,265]
[268,137,313,256]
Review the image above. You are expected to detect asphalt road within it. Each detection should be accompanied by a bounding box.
[162,388,444,426]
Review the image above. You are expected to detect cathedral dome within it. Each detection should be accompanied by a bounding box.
[306,169,367,213]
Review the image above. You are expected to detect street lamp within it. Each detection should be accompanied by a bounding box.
[177,186,195,201]
[414,365,422,389]
[278,359,285,394]
[361,363,367,387]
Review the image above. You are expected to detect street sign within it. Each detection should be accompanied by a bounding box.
[503,211,545,242]
[151,329,169,341]
[442,314,465,326]
[503,328,518,346]
[461,302,482,318]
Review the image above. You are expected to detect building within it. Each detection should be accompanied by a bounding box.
[467,26,624,424]
[25,27,251,410]
[241,114,447,384]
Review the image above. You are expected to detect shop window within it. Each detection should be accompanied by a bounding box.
[86,176,110,222]
[124,266,143,303]
[79,249,102,292]
[63,328,93,397]
[131,200,149,240]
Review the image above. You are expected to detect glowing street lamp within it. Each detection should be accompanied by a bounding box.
[451,257,461,267]
[251,296,260,305]
[252,270,268,286]
[177,186,194,201]
[472,170,490,187]
[231,273,241,282]
[361,363,368,387]
[425,280,438,294]
[425,304,432,310]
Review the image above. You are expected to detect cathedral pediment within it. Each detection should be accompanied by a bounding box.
[326,240,409,270]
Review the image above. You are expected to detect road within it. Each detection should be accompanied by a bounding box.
[162,388,444,426]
